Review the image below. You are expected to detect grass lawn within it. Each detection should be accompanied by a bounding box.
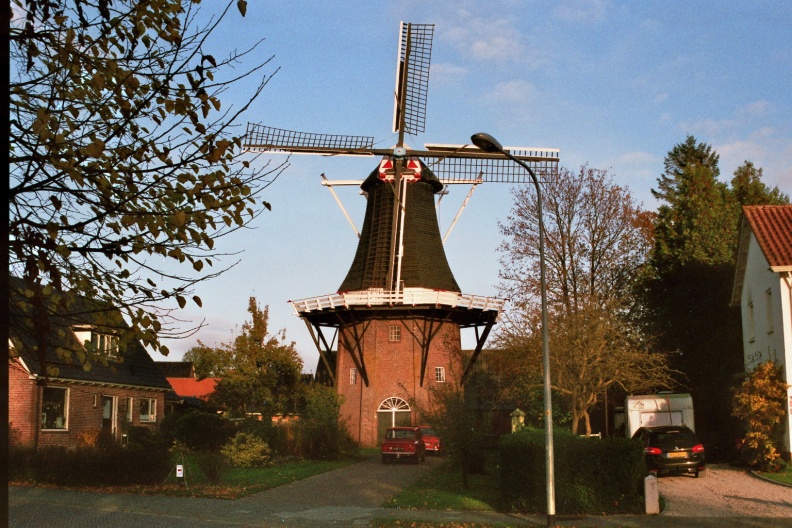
[754,465,792,486]
[384,454,503,512]
[154,449,375,499]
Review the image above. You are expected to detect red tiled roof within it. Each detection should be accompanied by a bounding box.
[167,377,219,400]
[744,205,792,269]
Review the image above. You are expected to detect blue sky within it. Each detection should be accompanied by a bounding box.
[161,0,792,371]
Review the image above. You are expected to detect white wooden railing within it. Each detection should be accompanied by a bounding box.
[290,289,506,314]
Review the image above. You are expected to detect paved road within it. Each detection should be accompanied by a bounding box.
[9,455,792,527]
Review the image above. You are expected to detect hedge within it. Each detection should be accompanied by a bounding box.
[10,445,171,486]
[499,428,646,514]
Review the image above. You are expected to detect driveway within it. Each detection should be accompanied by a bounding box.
[657,464,792,518]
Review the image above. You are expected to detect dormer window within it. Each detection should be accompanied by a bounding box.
[73,326,119,358]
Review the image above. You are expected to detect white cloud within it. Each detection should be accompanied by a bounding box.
[441,14,529,66]
[430,63,468,85]
[737,100,772,118]
[493,80,535,104]
[716,128,792,189]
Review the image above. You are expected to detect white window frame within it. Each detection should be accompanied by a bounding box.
[73,326,119,358]
[435,366,446,383]
[41,386,69,430]
[349,367,357,385]
[140,398,157,423]
[126,397,134,422]
[388,325,401,342]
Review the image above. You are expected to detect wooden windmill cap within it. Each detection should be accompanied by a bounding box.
[338,160,460,293]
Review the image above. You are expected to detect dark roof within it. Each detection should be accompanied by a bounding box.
[157,361,195,378]
[338,161,460,293]
[8,276,171,390]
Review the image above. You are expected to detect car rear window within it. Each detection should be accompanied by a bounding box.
[387,429,416,440]
[420,427,436,436]
[649,429,696,446]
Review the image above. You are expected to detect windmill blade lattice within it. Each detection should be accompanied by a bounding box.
[393,23,434,136]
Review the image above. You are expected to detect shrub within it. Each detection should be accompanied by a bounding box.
[159,410,233,451]
[194,452,225,482]
[499,428,645,514]
[221,432,272,467]
[9,445,171,486]
[296,384,357,460]
[732,361,790,472]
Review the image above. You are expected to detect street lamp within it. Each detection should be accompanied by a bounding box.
[471,132,555,527]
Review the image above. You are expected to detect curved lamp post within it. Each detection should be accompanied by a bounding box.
[470,132,555,527]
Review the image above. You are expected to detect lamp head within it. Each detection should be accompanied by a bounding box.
[470,132,504,153]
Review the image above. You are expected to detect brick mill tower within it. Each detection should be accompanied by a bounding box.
[244,23,559,446]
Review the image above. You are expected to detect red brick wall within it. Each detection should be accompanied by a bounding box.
[8,359,166,449]
[336,318,462,447]
[9,358,39,446]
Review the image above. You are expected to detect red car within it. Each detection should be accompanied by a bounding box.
[418,425,441,455]
[381,426,425,464]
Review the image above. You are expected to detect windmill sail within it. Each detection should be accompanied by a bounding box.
[393,23,434,137]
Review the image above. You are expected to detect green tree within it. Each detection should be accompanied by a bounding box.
[296,384,356,460]
[188,298,304,417]
[732,361,790,471]
[651,136,734,272]
[9,0,281,372]
[643,136,789,458]
[731,161,790,207]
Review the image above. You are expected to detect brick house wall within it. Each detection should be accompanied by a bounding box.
[336,319,462,447]
[9,358,167,450]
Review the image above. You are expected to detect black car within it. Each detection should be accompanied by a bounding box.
[632,425,706,478]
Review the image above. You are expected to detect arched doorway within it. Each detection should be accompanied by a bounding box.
[376,397,411,444]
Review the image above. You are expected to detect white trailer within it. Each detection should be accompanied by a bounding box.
[624,393,695,438]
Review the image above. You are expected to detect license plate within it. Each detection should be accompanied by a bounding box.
[667,452,687,458]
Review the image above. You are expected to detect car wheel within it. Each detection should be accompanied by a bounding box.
[381,455,388,464]
[696,468,707,478]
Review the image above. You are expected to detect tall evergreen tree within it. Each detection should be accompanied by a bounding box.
[644,136,788,459]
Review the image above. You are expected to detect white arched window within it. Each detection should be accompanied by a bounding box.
[377,397,411,428]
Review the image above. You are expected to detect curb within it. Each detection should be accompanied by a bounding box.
[748,469,792,489]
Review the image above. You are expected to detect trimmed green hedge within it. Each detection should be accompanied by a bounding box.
[499,428,646,514]
[10,445,171,486]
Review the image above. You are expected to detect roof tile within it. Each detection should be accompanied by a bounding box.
[744,205,792,269]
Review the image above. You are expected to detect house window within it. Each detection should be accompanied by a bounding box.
[42,387,68,430]
[435,367,446,383]
[74,326,119,358]
[126,397,134,422]
[747,301,756,342]
[350,368,357,385]
[140,398,157,422]
[91,332,119,357]
[389,325,401,342]
[765,289,774,334]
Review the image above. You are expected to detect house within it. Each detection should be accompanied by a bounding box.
[731,205,792,458]
[8,277,172,449]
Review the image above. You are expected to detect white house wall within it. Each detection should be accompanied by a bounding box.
[739,232,792,457]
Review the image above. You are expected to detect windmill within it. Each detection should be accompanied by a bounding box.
[244,23,559,446]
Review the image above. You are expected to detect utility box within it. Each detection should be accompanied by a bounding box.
[644,474,660,514]
[625,393,695,438]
